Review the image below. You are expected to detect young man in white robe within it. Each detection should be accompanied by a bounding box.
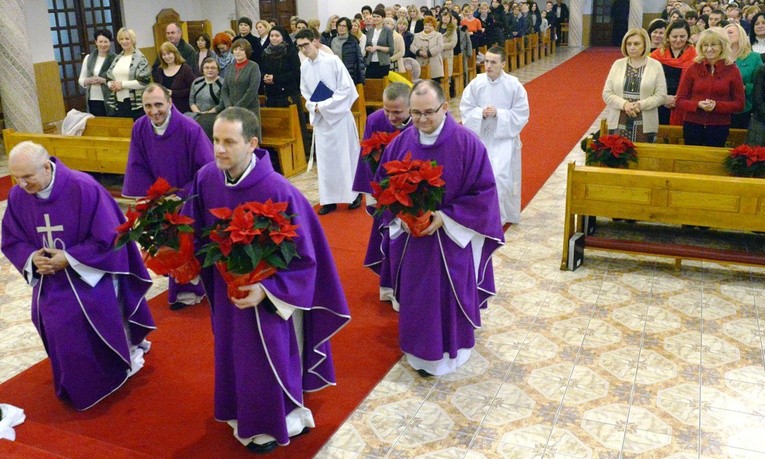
[460,45,530,227]
[296,28,362,215]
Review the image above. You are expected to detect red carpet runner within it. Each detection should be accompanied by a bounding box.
[0,47,620,458]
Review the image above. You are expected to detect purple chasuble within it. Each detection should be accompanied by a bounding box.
[372,114,504,362]
[1,158,155,410]
[354,109,412,290]
[185,149,350,444]
[122,106,214,303]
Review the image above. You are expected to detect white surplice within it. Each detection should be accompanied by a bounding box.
[460,71,530,224]
[300,52,360,205]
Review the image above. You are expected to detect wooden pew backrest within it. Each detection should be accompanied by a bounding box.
[657,125,747,147]
[259,105,307,178]
[82,117,133,138]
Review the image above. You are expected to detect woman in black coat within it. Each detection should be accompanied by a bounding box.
[330,18,366,85]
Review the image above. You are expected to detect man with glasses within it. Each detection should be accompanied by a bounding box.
[352,82,412,297]
[460,45,529,228]
[296,28,362,215]
[372,80,504,376]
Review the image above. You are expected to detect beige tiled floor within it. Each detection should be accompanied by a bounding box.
[2,47,764,458]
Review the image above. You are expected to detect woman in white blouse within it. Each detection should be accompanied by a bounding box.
[78,28,116,116]
[106,28,150,120]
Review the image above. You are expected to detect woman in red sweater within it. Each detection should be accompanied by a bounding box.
[675,28,745,146]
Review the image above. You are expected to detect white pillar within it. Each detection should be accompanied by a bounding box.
[569,0,585,47]
[235,0,260,22]
[629,0,644,30]
[0,0,43,133]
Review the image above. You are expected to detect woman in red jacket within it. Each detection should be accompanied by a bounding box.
[676,28,745,146]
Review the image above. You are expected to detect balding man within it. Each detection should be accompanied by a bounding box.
[123,83,214,310]
[153,22,198,75]
[1,142,156,410]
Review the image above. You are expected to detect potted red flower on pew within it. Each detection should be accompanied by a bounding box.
[725,144,765,178]
[584,134,637,168]
[114,177,200,283]
[360,130,402,174]
[196,199,300,300]
[371,152,445,237]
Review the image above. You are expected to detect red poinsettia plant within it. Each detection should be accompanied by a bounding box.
[584,134,637,168]
[371,152,445,237]
[196,199,300,300]
[114,177,200,283]
[360,130,401,174]
[724,144,765,178]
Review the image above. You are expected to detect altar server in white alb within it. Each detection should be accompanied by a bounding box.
[296,28,362,215]
[460,45,530,226]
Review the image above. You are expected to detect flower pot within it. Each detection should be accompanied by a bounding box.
[216,261,277,300]
[398,210,433,237]
[143,232,200,283]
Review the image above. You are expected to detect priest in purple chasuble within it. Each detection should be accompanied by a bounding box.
[1,142,156,410]
[122,83,214,310]
[183,108,350,453]
[351,82,413,300]
[296,28,361,215]
[372,80,504,376]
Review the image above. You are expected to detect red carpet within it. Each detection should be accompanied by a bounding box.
[0,176,12,201]
[519,47,621,207]
[0,47,620,458]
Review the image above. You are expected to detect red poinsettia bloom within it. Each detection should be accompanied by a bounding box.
[418,161,446,187]
[164,212,194,226]
[209,229,233,257]
[115,207,141,234]
[361,131,401,156]
[209,207,233,220]
[226,207,260,244]
[383,152,417,174]
[269,222,300,244]
[731,145,765,166]
[146,177,172,201]
[597,134,634,157]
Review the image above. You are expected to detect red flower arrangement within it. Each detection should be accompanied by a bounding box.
[371,152,445,237]
[196,199,300,300]
[114,178,200,283]
[360,130,401,174]
[584,134,637,168]
[725,144,765,178]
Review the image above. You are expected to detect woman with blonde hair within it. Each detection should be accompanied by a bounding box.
[676,28,745,146]
[725,23,761,129]
[384,17,406,73]
[351,18,368,56]
[411,16,445,82]
[439,10,458,87]
[152,42,195,113]
[321,14,339,46]
[106,27,150,119]
[602,28,667,142]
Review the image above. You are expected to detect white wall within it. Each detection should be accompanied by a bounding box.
[200,0,237,35]
[122,0,203,46]
[25,1,55,63]
[298,0,429,29]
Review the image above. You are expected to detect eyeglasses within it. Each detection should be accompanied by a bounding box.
[296,42,311,49]
[410,105,443,119]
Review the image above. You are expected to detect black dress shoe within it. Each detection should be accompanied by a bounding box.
[417,369,434,378]
[169,301,191,311]
[318,204,337,215]
[246,440,278,454]
[348,194,363,210]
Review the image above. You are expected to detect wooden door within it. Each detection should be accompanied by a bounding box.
[48,0,124,112]
[259,0,297,28]
[590,0,614,46]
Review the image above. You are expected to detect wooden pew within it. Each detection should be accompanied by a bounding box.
[259,105,307,178]
[527,33,538,63]
[657,124,747,147]
[504,39,518,72]
[477,46,487,74]
[561,162,765,270]
[441,58,451,101]
[364,77,388,114]
[420,65,431,80]
[353,83,367,140]
[467,51,477,83]
[452,55,464,97]
[515,37,526,68]
[81,116,134,137]
[542,29,551,57]
[3,126,131,174]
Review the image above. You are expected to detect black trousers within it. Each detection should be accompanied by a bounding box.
[365,62,389,79]
[113,98,142,120]
[683,122,729,147]
[87,100,108,116]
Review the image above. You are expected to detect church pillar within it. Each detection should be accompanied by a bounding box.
[629,0,644,30]
[235,0,260,22]
[0,0,43,133]
[569,0,585,47]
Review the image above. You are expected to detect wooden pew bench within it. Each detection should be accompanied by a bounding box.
[657,124,747,147]
[561,143,765,270]
[3,116,132,174]
[259,105,307,178]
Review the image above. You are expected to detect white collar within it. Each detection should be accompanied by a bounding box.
[225,153,257,186]
[37,161,56,199]
[418,116,447,145]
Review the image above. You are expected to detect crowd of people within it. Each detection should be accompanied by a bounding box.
[604,0,765,147]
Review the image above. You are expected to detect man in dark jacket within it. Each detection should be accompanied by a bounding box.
[153,22,198,75]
